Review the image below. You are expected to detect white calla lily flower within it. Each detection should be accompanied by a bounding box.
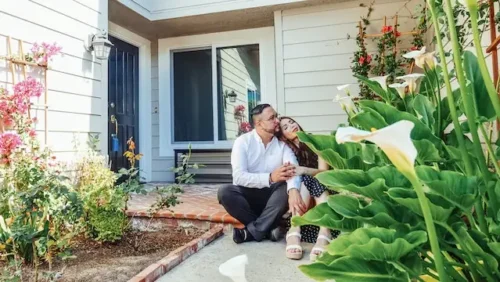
[336,120,417,176]
[389,82,409,99]
[404,47,437,69]
[369,75,390,92]
[403,46,426,59]
[219,254,249,282]
[396,73,425,93]
[337,84,351,91]
[335,94,356,113]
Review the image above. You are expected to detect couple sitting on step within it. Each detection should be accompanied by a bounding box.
[217,103,340,261]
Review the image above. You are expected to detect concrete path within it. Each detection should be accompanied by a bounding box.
[157,235,316,282]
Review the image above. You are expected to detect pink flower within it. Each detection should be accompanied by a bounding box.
[28,129,37,138]
[30,42,62,64]
[14,77,43,99]
[239,122,252,133]
[0,132,22,156]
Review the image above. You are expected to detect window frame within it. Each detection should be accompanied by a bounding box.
[158,27,276,157]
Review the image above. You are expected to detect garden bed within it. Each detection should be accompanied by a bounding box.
[7,227,205,282]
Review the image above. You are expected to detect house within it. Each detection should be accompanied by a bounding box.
[1,0,487,183]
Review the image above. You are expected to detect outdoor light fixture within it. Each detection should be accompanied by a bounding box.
[85,29,114,60]
[225,90,237,103]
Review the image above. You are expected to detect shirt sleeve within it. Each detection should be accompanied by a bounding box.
[283,145,301,192]
[231,137,269,188]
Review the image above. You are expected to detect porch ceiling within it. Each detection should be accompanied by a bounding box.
[109,0,345,41]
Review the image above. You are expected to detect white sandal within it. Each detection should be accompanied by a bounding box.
[285,232,303,260]
[309,234,332,261]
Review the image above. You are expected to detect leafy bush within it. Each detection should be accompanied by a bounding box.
[293,1,500,281]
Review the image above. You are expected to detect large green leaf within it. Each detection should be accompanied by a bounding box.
[387,188,455,222]
[414,140,441,163]
[299,256,410,282]
[440,88,463,132]
[454,226,499,275]
[350,110,388,130]
[487,242,500,257]
[464,51,495,120]
[357,100,442,147]
[416,166,477,211]
[292,202,361,232]
[328,195,400,228]
[297,132,384,170]
[354,74,391,102]
[412,94,436,130]
[316,167,410,202]
[327,227,427,261]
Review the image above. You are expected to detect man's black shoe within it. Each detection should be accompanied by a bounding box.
[233,228,255,244]
[268,226,285,242]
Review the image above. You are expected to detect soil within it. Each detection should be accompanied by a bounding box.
[12,228,205,282]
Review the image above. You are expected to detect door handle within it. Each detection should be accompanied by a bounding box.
[110,102,115,108]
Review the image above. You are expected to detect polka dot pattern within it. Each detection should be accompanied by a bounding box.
[286,175,341,243]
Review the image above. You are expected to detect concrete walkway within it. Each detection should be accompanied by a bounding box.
[157,235,316,282]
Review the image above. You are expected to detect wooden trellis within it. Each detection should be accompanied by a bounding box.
[0,35,49,144]
[358,15,422,74]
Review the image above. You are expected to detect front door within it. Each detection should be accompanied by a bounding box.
[108,35,139,172]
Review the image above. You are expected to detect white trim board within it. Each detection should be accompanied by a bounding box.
[109,22,153,182]
[158,27,276,157]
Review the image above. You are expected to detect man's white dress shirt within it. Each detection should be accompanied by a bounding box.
[231,130,301,192]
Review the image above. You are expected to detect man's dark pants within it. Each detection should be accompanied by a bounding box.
[217,182,288,241]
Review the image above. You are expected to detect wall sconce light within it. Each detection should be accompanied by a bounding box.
[85,29,114,60]
[225,90,237,103]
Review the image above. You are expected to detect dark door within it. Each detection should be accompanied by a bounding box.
[108,35,139,172]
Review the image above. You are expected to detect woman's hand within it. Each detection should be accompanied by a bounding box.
[288,188,307,216]
[291,164,309,176]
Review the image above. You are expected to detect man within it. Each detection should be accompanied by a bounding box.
[218,104,307,244]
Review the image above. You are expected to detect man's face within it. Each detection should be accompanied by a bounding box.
[256,107,279,134]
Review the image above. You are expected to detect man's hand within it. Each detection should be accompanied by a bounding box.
[270,163,295,183]
[292,165,308,176]
[288,188,307,216]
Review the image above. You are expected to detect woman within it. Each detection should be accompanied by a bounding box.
[276,116,340,261]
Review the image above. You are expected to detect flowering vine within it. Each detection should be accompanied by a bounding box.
[25,42,62,65]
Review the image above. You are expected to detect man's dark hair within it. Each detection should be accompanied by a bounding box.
[250,104,271,120]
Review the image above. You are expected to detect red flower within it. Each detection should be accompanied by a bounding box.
[395,31,402,37]
[358,56,366,64]
[381,25,393,33]
[410,46,419,51]
[239,121,252,133]
[28,129,37,138]
[0,132,22,156]
[366,55,372,64]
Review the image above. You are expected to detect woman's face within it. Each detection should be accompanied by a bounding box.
[279,118,300,140]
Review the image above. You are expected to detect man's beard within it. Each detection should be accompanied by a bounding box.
[263,127,276,134]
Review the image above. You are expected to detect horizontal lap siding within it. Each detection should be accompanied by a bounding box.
[279,0,422,134]
[150,41,175,182]
[0,0,107,162]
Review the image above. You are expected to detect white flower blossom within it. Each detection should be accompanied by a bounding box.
[396,73,425,93]
[389,82,409,99]
[369,75,390,92]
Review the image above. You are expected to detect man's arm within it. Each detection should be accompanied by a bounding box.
[283,145,302,193]
[231,137,269,188]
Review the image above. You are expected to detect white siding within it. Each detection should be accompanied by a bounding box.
[151,41,175,182]
[0,0,108,162]
[219,46,260,140]
[276,0,423,134]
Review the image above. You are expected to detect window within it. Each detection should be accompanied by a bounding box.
[172,44,260,143]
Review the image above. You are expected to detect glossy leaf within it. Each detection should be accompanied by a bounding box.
[412,94,436,130]
[355,74,391,102]
[316,167,410,201]
[357,100,442,147]
[464,51,495,120]
[416,166,477,211]
[387,188,455,222]
[299,256,410,282]
[327,227,427,261]
[414,140,441,163]
[292,202,361,232]
[328,195,400,228]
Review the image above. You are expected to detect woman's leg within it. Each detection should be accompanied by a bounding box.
[285,183,310,260]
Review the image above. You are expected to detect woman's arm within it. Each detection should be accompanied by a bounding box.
[295,156,330,176]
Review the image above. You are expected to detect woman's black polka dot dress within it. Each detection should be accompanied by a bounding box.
[286,175,341,243]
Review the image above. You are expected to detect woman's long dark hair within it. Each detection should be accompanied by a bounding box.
[276,116,318,168]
